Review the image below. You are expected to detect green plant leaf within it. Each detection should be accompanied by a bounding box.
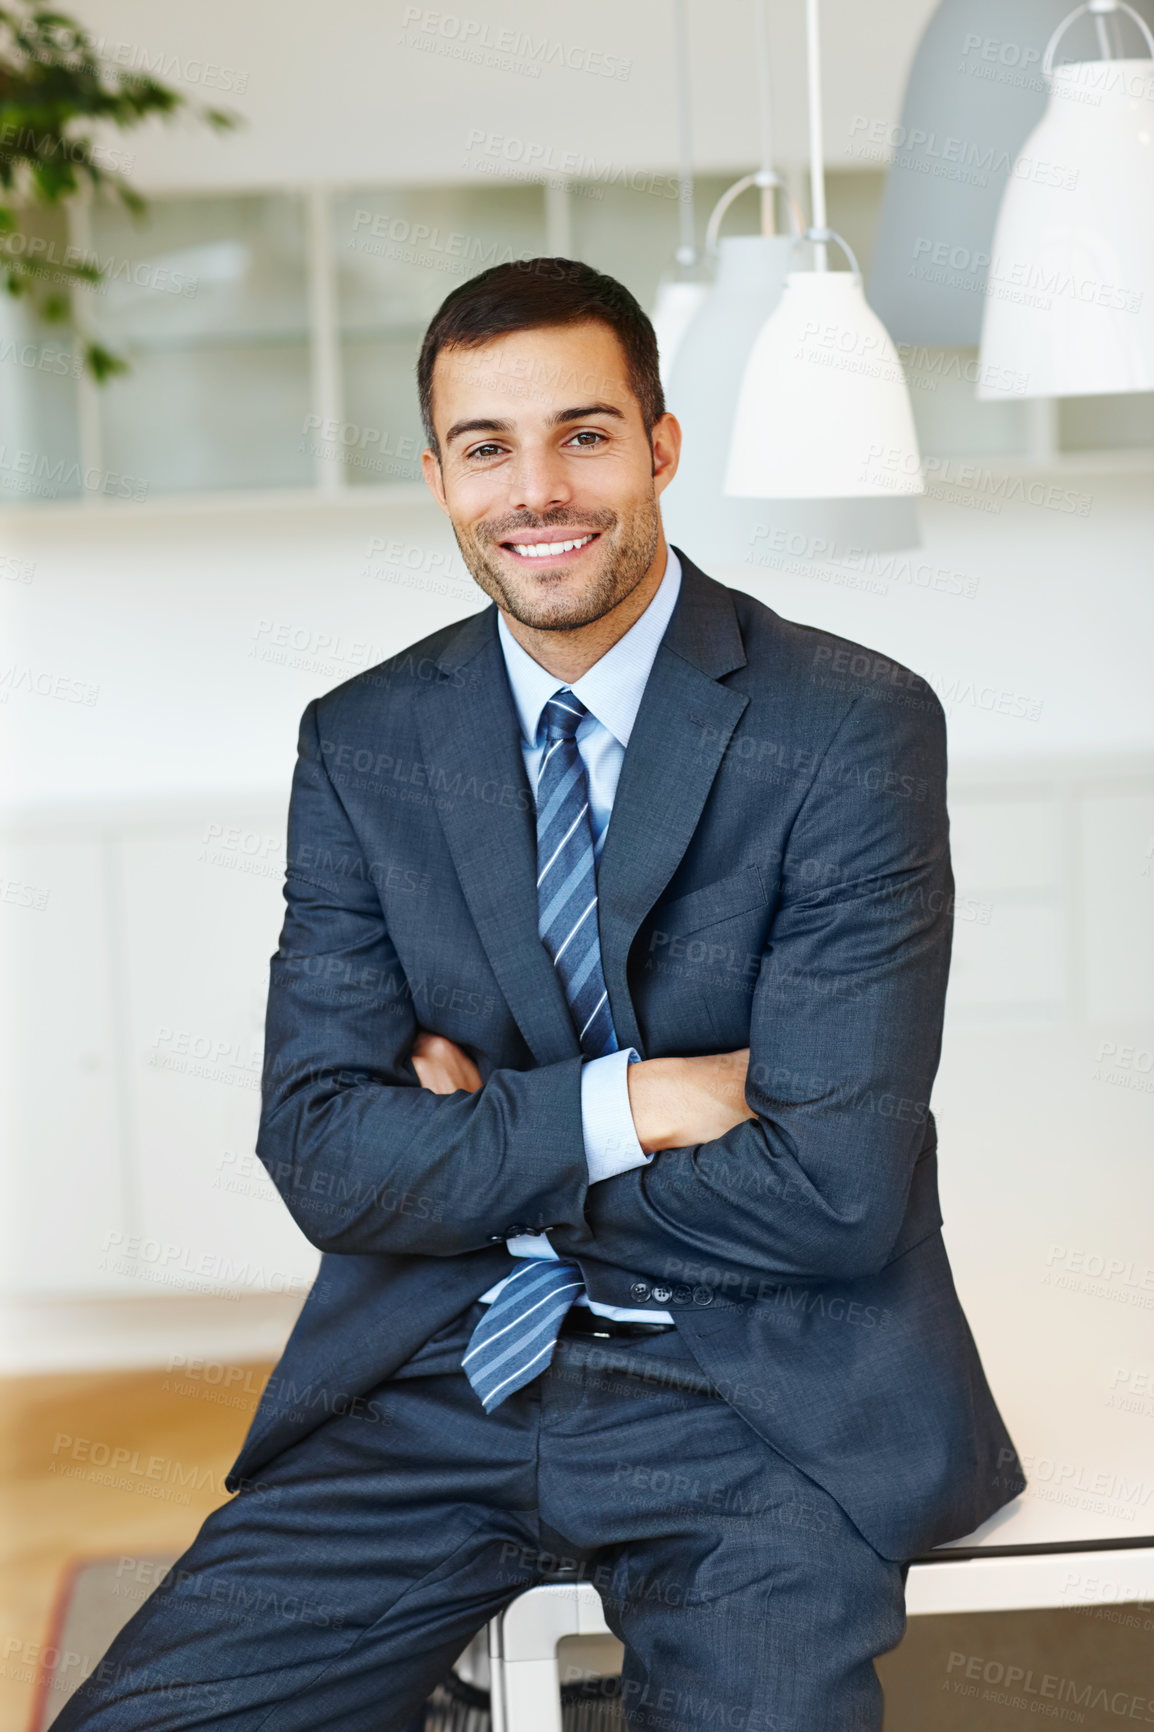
[83,337,127,381]
[0,0,241,380]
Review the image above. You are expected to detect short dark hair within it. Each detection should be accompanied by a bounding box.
[416,256,664,461]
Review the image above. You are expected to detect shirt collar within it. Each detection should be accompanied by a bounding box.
[497,546,682,751]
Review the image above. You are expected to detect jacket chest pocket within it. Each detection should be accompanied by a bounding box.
[631,864,774,1054]
[652,863,768,939]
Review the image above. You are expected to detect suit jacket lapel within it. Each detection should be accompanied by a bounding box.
[595,551,750,1054]
[413,552,750,1065]
[415,607,580,1067]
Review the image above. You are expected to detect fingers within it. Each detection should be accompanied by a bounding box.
[410,1052,444,1092]
[412,1029,450,1058]
[412,1055,462,1095]
[413,1029,473,1065]
[457,1046,481,1087]
[410,1029,483,1096]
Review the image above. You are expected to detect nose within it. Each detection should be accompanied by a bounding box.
[506,442,573,517]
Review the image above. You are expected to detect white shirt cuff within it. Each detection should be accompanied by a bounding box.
[580,1046,648,1184]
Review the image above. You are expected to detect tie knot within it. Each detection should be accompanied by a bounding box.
[541,689,587,743]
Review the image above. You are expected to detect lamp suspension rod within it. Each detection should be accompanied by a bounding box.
[673,0,697,264]
[805,0,828,270]
[1091,0,1117,58]
[753,0,777,234]
[1043,2,1154,75]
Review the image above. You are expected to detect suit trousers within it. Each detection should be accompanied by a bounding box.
[47,1301,910,1732]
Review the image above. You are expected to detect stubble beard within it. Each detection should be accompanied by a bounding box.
[449,492,661,632]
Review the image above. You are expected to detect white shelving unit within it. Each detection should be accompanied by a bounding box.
[0,170,1148,513]
[0,802,321,1369]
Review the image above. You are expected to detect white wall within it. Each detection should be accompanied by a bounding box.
[2,468,1151,812]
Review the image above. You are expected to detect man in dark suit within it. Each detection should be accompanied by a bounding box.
[52,258,1024,1732]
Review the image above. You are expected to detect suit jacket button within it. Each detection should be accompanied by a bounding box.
[672,1284,692,1305]
[488,1235,505,1243]
[651,1285,673,1303]
[629,1281,651,1302]
[505,1225,527,1236]
[693,1286,714,1306]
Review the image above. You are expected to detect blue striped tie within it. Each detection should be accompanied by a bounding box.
[463,689,616,1412]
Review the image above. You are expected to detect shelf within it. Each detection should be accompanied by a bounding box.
[917,448,1154,477]
[340,322,431,339]
[2,449,1150,525]
[107,329,313,355]
[0,480,437,521]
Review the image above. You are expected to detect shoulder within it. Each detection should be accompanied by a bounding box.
[682,568,947,768]
[704,580,950,826]
[308,605,492,742]
[725,578,942,726]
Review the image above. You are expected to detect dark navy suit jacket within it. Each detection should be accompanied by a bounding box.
[225,549,1026,1561]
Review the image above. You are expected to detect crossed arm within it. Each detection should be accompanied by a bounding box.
[258,687,951,1285]
[410,1030,757,1151]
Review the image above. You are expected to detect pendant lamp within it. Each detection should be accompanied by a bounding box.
[867,0,1081,346]
[725,0,924,499]
[652,279,709,388]
[978,0,1154,398]
[650,0,709,384]
[663,184,922,558]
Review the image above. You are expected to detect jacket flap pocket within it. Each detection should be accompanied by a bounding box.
[652,864,768,940]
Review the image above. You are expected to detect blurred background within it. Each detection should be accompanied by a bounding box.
[1,0,1152,1727]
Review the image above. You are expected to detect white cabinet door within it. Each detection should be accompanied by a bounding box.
[115,816,319,1300]
[0,837,129,1296]
[936,768,1154,1547]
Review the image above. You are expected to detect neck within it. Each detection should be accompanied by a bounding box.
[498,529,669,683]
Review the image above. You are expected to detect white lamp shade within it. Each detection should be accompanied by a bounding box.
[664,236,921,556]
[665,235,793,551]
[725,270,924,498]
[978,59,1154,398]
[651,279,711,387]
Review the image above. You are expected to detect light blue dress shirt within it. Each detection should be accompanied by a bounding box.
[479,546,683,1323]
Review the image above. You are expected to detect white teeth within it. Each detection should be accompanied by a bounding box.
[508,534,595,558]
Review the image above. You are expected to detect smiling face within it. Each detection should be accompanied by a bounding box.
[421,320,681,638]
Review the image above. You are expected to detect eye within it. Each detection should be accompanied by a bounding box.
[566,429,607,448]
[464,442,507,461]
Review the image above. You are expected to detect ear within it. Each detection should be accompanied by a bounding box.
[651,412,682,497]
[421,447,450,515]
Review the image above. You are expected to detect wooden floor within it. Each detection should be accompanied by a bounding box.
[0,1362,272,1732]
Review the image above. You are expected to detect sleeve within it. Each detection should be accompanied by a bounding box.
[548,685,954,1287]
[580,1048,648,1183]
[255,698,591,1257]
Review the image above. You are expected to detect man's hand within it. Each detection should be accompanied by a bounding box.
[410,1030,482,1096]
[627,1049,756,1154]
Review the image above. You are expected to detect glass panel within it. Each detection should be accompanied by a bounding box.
[569,173,737,319]
[333,184,547,486]
[825,170,887,283]
[335,335,426,486]
[86,192,311,494]
[95,346,313,495]
[0,203,83,506]
[1059,392,1154,453]
[88,191,308,343]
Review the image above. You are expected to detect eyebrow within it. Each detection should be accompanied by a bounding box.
[444,403,627,448]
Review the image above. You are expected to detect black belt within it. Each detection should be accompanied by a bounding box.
[558,1308,675,1340]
